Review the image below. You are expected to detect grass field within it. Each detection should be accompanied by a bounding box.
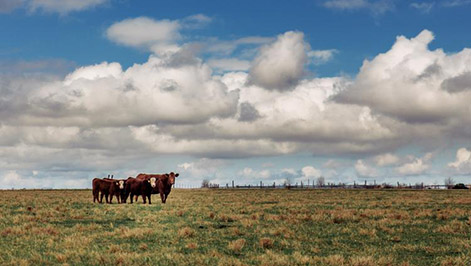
[1,189,471,265]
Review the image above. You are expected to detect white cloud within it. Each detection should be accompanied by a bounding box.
[308,49,338,65]
[248,31,309,91]
[301,166,322,178]
[28,0,107,15]
[106,17,181,55]
[334,30,471,130]
[323,0,394,15]
[355,160,378,177]
[410,2,435,13]
[3,26,471,187]
[374,153,400,166]
[177,158,226,184]
[448,148,471,173]
[180,14,212,29]
[238,167,271,179]
[395,153,433,175]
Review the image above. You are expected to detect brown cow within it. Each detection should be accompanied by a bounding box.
[124,177,157,204]
[135,172,179,203]
[92,178,126,203]
[104,178,126,203]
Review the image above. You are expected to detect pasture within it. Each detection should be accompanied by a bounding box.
[0,189,470,265]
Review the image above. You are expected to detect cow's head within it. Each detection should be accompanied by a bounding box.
[167,172,179,186]
[148,177,157,188]
[116,180,125,190]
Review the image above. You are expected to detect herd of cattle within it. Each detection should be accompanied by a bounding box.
[92,172,179,204]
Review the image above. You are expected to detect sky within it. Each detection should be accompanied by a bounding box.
[1,0,471,189]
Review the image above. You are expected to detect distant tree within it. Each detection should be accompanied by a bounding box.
[201,179,210,188]
[284,176,292,187]
[444,177,455,189]
[316,176,325,187]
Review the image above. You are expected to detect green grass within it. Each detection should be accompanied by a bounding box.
[1,189,471,265]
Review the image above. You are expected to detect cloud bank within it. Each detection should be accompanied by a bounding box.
[2,18,471,187]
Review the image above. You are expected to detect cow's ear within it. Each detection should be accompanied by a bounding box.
[116,182,119,185]
[148,180,151,183]
[175,173,179,177]
[165,173,170,177]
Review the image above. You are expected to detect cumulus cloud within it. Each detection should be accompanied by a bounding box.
[374,153,400,166]
[3,25,471,187]
[106,17,181,55]
[238,167,271,179]
[248,31,309,91]
[395,153,433,175]
[238,102,261,122]
[301,166,322,178]
[448,148,471,173]
[308,49,338,65]
[1,57,239,127]
[334,30,471,128]
[177,158,226,185]
[355,160,378,178]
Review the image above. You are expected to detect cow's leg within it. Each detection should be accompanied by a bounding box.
[160,191,165,203]
[142,194,146,204]
[164,192,169,203]
[148,195,151,204]
[100,192,104,203]
[117,194,121,204]
[109,194,113,204]
[130,193,134,203]
[135,195,139,202]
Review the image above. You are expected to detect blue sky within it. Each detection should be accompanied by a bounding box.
[1,0,471,188]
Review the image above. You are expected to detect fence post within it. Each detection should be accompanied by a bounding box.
[232,180,234,188]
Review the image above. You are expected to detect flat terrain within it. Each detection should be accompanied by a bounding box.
[1,189,471,265]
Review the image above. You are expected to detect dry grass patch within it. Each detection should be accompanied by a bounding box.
[228,239,246,253]
[178,227,195,238]
[259,237,274,249]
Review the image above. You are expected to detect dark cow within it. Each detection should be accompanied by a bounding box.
[124,177,157,204]
[104,178,126,203]
[135,172,179,203]
[92,178,126,204]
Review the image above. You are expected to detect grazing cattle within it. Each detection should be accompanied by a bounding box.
[92,178,126,204]
[135,172,179,203]
[124,177,157,204]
